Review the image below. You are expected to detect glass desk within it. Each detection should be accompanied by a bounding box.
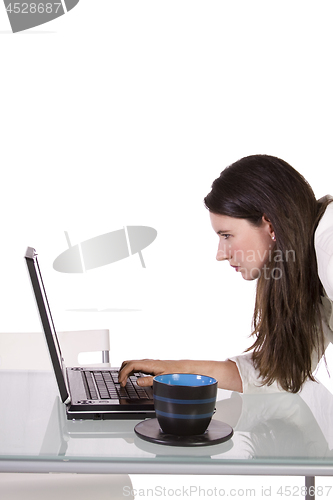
[0,370,332,495]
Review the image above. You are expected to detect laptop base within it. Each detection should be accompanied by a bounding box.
[66,410,155,421]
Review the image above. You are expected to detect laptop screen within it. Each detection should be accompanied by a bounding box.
[25,247,70,404]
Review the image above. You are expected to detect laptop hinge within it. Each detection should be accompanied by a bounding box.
[63,364,71,404]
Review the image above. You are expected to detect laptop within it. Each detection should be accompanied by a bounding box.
[24,247,155,420]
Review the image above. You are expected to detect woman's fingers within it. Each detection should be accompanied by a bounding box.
[136,375,154,387]
[118,359,157,386]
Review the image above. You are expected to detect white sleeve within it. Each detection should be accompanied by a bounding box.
[230,304,333,395]
[228,352,285,394]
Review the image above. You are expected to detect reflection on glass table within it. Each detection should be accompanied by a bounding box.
[0,369,333,480]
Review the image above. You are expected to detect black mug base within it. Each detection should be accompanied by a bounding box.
[134,418,233,447]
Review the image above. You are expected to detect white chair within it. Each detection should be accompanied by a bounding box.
[0,329,110,370]
[58,329,110,367]
[0,330,134,499]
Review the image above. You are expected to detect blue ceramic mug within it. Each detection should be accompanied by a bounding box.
[153,373,218,436]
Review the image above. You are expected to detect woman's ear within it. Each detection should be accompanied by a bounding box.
[262,214,276,241]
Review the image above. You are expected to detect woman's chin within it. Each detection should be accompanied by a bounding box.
[241,269,260,281]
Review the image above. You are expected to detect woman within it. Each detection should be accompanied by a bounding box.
[119,155,333,394]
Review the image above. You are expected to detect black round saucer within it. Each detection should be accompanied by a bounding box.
[134,418,233,447]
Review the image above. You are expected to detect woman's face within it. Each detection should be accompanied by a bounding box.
[209,212,275,280]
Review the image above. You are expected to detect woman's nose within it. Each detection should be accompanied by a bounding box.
[216,244,229,261]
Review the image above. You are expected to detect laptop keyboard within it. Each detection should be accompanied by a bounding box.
[82,370,152,400]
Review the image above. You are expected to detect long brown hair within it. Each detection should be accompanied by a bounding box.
[204,154,330,393]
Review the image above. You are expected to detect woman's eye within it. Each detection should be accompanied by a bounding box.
[220,234,231,240]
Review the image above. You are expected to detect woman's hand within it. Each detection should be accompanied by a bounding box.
[118,359,186,387]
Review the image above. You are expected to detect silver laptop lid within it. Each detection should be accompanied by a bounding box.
[25,247,70,404]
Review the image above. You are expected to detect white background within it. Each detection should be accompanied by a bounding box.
[1,1,333,497]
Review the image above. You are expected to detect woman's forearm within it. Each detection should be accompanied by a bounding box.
[118,358,243,393]
[177,359,243,392]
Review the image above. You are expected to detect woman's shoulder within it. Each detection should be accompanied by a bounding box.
[315,195,333,300]
[316,195,333,233]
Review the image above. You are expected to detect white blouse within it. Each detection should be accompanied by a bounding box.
[229,197,333,394]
